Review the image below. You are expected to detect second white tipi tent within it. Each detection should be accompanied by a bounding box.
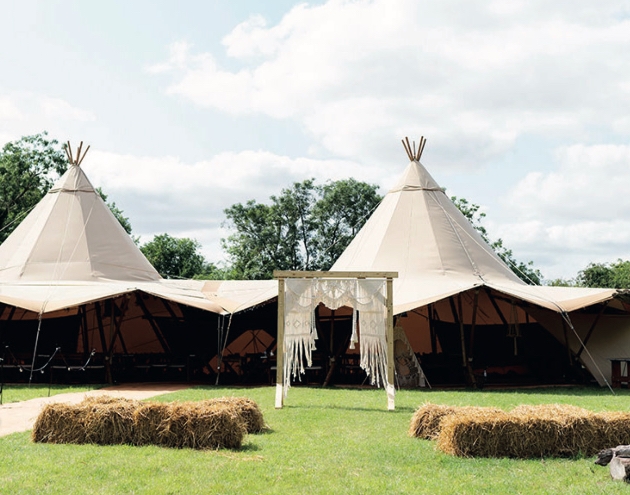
[332,137,627,386]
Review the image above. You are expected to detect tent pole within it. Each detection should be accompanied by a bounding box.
[80,305,90,355]
[486,289,508,326]
[561,317,574,368]
[456,294,476,387]
[468,289,480,367]
[448,296,466,368]
[106,295,130,383]
[160,299,179,320]
[576,301,609,359]
[135,293,170,353]
[386,277,395,411]
[94,302,108,353]
[275,278,285,409]
[428,304,437,355]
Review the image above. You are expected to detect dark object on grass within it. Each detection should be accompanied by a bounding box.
[596,445,630,466]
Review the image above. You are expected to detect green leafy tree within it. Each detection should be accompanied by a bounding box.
[140,233,214,279]
[451,196,542,285]
[222,178,382,279]
[545,277,576,287]
[576,259,630,288]
[0,132,67,243]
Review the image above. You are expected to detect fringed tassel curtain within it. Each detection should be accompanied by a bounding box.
[283,278,387,396]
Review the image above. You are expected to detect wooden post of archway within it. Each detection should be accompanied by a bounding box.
[273,270,398,410]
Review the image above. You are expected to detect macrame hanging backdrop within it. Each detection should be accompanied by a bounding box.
[274,271,397,411]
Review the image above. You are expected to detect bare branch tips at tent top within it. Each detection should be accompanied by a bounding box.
[401,136,427,161]
[65,141,91,166]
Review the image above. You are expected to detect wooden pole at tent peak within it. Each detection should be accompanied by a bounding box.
[65,140,91,166]
[402,136,427,162]
[275,278,286,409]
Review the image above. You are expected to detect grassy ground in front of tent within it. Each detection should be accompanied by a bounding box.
[1,385,630,494]
[0,384,101,404]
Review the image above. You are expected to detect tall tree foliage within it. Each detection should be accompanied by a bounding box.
[222,178,382,279]
[576,259,630,288]
[140,233,216,279]
[451,196,542,285]
[0,133,67,243]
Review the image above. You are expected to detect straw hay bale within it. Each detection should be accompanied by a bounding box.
[32,397,140,445]
[595,412,630,449]
[155,401,246,450]
[81,397,139,445]
[203,397,266,434]
[32,403,87,444]
[408,403,502,440]
[133,402,171,446]
[32,396,255,450]
[510,404,591,418]
[435,404,630,458]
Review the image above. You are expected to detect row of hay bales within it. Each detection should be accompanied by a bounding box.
[32,396,266,450]
[410,403,630,458]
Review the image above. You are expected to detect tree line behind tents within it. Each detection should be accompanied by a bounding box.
[2,132,628,288]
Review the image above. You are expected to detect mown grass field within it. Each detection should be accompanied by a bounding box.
[1,385,630,494]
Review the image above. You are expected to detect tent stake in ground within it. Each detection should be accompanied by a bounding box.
[274,270,398,411]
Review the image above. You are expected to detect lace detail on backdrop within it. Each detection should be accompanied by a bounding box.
[283,278,387,396]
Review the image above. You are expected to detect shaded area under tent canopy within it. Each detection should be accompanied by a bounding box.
[195,138,630,388]
[330,137,630,387]
[0,143,229,383]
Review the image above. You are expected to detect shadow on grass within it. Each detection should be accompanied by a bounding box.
[418,385,626,397]
[282,403,416,414]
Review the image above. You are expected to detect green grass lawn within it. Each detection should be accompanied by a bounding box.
[1,385,630,494]
[0,384,101,404]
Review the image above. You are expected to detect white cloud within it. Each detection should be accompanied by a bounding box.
[150,0,630,167]
[0,91,95,146]
[496,143,630,279]
[85,148,388,262]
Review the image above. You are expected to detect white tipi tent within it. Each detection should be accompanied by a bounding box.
[0,143,226,380]
[332,137,628,386]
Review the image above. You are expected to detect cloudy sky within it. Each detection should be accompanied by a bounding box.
[1,0,629,281]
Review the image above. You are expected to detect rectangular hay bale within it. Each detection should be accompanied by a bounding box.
[436,404,630,458]
[409,403,503,440]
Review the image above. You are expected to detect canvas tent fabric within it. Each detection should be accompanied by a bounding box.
[201,280,277,314]
[331,154,627,386]
[0,162,225,316]
[331,158,617,315]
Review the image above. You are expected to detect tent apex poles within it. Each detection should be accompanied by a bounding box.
[401,136,427,162]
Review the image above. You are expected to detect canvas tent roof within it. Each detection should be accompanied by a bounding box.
[0,156,225,315]
[331,147,618,315]
[200,142,622,317]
